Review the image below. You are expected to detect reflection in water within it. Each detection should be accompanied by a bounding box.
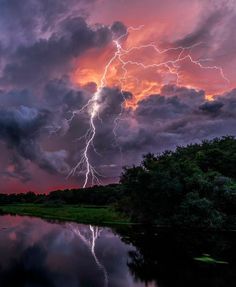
[68,224,108,287]
[0,215,235,287]
[0,215,142,287]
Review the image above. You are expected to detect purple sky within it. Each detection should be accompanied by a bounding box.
[0,0,235,192]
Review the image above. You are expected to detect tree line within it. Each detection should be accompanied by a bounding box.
[1,136,236,229]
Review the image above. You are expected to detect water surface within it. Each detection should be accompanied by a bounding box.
[0,215,235,287]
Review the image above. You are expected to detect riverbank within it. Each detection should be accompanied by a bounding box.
[0,203,130,225]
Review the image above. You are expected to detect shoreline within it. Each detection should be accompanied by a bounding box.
[0,203,131,226]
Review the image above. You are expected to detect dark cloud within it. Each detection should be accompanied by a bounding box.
[111,21,127,38]
[97,87,132,117]
[199,101,224,114]
[108,86,236,166]
[160,85,205,105]
[136,94,188,120]
[43,77,86,110]
[57,85,236,183]
[0,83,235,187]
[175,10,224,47]
[173,4,236,69]
[0,105,69,175]
[0,17,112,87]
[0,0,95,47]
[1,154,32,183]
[0,89,34,108]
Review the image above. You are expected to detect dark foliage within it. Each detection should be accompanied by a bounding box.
[0,184,123,206]
[119,136,236,228]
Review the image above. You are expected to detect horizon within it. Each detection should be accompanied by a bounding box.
[1,134,234,194]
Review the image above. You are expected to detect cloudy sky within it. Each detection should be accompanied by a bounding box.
[0,0,235,193]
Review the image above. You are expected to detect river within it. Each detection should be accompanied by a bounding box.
[0,215,235,287]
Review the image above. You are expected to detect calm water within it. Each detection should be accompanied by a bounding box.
[0,215,235,287]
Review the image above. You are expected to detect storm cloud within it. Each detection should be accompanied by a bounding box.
[64,85,236,180]
[0,0,235,192]
[1,17,112,87]
[0,105,69,175]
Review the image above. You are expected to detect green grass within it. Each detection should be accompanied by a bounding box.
[194,254,228,264]
[0,203,130,225]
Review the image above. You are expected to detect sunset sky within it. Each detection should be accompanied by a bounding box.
[0,0,235,192]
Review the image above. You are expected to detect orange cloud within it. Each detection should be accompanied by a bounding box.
[72,23,232,109]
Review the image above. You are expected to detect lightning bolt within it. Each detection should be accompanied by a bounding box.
[68,224,108,287]
[68,25,230,188]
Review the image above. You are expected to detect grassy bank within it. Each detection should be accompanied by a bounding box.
[0,203,129,225]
